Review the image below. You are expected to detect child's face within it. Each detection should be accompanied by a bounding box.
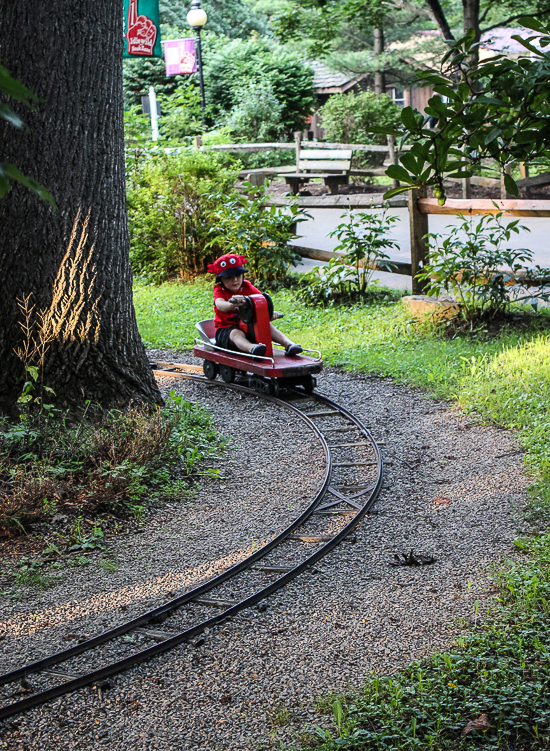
[221,273,244,293]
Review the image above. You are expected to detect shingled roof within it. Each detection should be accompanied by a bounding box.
[310,60,367,94]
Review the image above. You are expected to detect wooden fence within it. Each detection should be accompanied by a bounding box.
[409,193,550,294]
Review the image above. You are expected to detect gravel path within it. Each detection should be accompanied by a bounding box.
[0,361,529,750]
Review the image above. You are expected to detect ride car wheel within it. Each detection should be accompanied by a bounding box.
[203,360,218,380]
[219,365,235,383]
[303,375,315,395]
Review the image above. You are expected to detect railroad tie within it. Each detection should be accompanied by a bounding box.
[192,597,238,608]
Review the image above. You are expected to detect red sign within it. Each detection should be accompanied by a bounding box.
[123,0,162,58]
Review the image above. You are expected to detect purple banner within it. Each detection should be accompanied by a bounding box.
[164,39,197,76]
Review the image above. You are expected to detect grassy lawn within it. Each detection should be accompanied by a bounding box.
[134,277,550,750]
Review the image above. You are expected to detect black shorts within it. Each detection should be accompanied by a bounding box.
[215,325,256,351]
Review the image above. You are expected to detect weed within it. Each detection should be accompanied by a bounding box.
[269,705,292,727]
[42,498,57,515]
[0,390,223,536]
[67,556,89,568]
[13,558,53,589]
[100,559,118,573]
[418,212,550,321]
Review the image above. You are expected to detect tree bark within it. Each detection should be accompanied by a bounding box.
[373,27,386,96]
[463,0,480,69]
[424,0,455,40]
[0,0,162,414]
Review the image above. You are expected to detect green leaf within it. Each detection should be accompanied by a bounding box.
[386,164,415,183]
[515,130,539,145]
[401,106,420,133]
[446,171,474,179]
[383,185,413,199]
[0,163,56,207]
[518,16,546,33]
[26,366,39,381]
[0,103,23,128]
[511,35,542,56]
[0,63,37,105]
[400,152,422,176]
[433,84,459,101]
[504,173,519,197]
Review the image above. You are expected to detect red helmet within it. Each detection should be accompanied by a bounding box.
[207,253,247,277]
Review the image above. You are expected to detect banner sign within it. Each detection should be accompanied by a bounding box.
[164,39,197,75]
[123,0,162,58]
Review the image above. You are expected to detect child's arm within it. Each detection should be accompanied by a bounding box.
[215,296,246,312]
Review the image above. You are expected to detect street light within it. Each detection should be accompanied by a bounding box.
[187,0,207,129]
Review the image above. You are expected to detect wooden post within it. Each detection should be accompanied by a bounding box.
[294,131,302,172]
[520,162,529,180]
[387,134,399,189]
[409,185,429,294]
[462,145,471,198]
[193,135,202,150]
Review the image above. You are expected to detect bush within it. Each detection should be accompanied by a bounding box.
[207,187,307,285]
[418,213,550,322]
[157,84,203,142]
[298,209,399,305]
[127,149,240,282]
[223,80,283,142]
[127,149,305,284]
[319,91,401,168]
[204,37,315,137]
[0,392,222,536]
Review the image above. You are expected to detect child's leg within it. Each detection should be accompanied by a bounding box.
[229,328,256,353]
[270,324,294,349]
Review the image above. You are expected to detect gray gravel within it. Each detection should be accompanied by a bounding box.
[0,360,529,750]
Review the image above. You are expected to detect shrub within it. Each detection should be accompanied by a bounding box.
[204,37,315,136]
[223,80,283,143]
[418,212,550,321]
[157,84,203,142]
[319,91,401,167]
[298,209,399,305]
[127,148,240,282]
[207,187,307,285]
[127,148,305,284]
[0,392,222,537]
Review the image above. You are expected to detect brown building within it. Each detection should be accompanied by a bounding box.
[306,60,416,141]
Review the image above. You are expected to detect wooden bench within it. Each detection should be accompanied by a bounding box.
[278,149,379,195]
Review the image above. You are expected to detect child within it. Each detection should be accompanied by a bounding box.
[208,253,303,358]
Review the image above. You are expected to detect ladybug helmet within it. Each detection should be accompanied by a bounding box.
[207,253,247,278]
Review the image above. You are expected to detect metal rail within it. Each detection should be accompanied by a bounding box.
[0,371,383,720]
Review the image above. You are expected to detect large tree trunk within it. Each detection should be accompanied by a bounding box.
[0,0,162,414]
[463,0,480,69]
[373,27,386,96]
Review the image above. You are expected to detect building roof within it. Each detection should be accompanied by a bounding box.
[480,27,533,55]
[310,60,367,94]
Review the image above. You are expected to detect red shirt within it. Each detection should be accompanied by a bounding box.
[213,279,262,329]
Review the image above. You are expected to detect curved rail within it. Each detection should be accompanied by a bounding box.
[0,372,383,719]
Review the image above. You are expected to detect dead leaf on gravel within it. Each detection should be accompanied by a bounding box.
[461,713,493,736]
[434,497,451,504]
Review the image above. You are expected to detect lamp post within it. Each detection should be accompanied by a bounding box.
[187,0,207,130]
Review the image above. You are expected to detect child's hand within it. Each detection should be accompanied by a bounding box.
[271,310,284,320]
[229,295,246,306]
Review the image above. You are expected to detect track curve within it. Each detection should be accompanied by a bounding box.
[0,369,383,720]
